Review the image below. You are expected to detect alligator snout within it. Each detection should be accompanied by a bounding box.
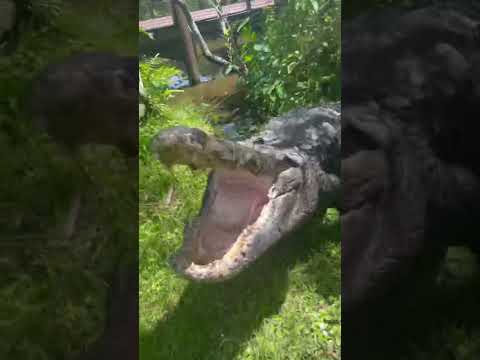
[151,126,293,176]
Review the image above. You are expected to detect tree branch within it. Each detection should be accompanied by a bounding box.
[171,0,230,66]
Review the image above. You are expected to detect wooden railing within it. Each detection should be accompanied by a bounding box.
[139,0,274,31]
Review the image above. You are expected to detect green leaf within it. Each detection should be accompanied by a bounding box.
[287,62,297,74]
[243,54,253,63]
[236,17,251,34]
[225,64,234,75]
[275,85,286,99]
[253,44,270,53]
[139,28,154,40]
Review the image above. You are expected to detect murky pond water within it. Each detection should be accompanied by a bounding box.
[159,37,232,89]
[140,5,271,138]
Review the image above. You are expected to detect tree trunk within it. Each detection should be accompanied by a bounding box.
[171,0,202,86]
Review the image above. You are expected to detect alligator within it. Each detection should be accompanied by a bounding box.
[151,105,341,282]
[342,3,480,358]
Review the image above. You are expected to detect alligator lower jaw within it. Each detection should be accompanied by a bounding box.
[171,166,309,282]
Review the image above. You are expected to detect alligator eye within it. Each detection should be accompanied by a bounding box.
[253,138,264,144]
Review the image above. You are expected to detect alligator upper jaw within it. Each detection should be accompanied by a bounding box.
[151,127,333,282]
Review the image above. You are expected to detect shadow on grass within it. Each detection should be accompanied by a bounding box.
[402,264,480,359]
[344,248,480,360]
[140,216,340,360]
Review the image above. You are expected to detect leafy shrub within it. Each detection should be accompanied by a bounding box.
[241,0,340,116]
[28,0,65,23]
[139,56,183,118]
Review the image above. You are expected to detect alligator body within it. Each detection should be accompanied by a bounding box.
[151,105,341,282]
[342,3,480,357]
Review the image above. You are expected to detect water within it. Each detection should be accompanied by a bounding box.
[169,74,211,89]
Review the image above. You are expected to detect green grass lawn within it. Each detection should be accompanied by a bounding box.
[139,104,341,360]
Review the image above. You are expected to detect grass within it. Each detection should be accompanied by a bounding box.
[0,2,137,358]
[404,248,480,360]
[139,103,341,360]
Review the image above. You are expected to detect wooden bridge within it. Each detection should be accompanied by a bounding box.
[139,0,275,31]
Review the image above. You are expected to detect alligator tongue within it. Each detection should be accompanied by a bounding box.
[150,126,292,175]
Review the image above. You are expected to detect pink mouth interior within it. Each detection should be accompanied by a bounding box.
[191,169,273,265]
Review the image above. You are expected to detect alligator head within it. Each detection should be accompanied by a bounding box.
[151,106,341,282]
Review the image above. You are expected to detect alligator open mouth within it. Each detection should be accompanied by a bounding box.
[151,124,338,282]
[185,169,273,266]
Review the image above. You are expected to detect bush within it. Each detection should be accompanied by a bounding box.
[241,0,340,116]
[139,56,182,118]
